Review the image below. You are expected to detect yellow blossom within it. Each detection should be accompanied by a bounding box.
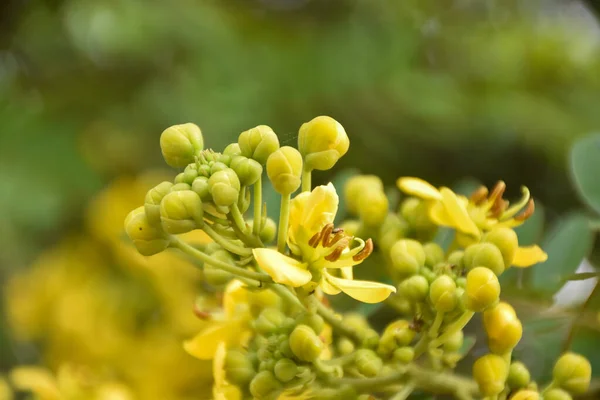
[397,177,547,268]
[253,184,396,303]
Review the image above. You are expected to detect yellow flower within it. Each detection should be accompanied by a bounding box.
[212,343,243,400]
[397,177,547,267]
[253,184,396,303]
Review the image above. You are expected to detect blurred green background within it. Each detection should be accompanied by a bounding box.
[2,0,600,391]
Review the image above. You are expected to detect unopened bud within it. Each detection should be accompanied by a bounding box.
[204,249,234,286]
[357,190,389,226]
[473,354,509,396]
[507,361,531,389]
[191,176,211,201]
[296,313,325,335]
[484,227,519,268]
[208,168,241,207]
[430,275,457,312]
[423,242,445,268]
[160,123,203,168]
[249,371,281,399]
[144,181,173,226]
[464,242,506,276]
[124,207,169,256]
[239,125,280,165]
[344,175,384,215]
[544,389,573,400]
[231,156,263,186]
[390,239,426,278]
[443,330,464,353]
[354,349,382,377]
[298,116,349,171]
[266,146,302,195]
[248,218,277,244]
[289,325,323,362]
[223,143,242,158]
[254,308,287,335]
[273,358,297,383]
[183,163,199,184]
[160,190,204,234]
[510,390,539,400]
[225,349,256,386]
[465,267,500,312]
[393,347,415,363]
[552,352,591,394]
[483,302,522,354]
[399,275,429,303]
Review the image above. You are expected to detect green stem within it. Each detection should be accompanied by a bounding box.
[230,203,249,234]
[541,381,557,395]
[311,296,363,345]
[413,335,430,359]
[267,283,305,312]
[302,167,312,192]
[390,381,416,400]
[253,176,262,236]
[170,237,271,282]
[429,311,475,349]
[321,353,355,367]
[202,224,252,256]
[428,311,445,338]
[277,194,291,253]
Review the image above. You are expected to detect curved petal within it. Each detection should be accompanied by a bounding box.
[396,177,442,200]
[324,272,396,303]
[9,367,60,400]
[512,245,548,268]
[253,248,311,287]
[223,280,248,317]
[439,188,480,237]
[320,275,341,295]
[183,321,240,360]
[301,183,338,233]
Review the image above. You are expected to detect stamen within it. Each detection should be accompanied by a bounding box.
[324,246,344,262]
[490,198,508,219]
[327,231,347,247]
[193,306,212,320]
[514,199,535,221]
[470,186,489,205]
[488,181,506,204]
[309,231,322,248]
[352,238,373,262]
[501,186,531,220]
[321,223,334,247]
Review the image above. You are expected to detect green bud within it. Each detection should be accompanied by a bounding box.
[225,349,256,386]
[208,168,241,206]
[442,330,464,353]
[239,125,280,165]
[345,175,384,214]
[379,214,409,252]
[257,347,273,363]
[210,161,228,175]
[298,116,349,171]
[278,339,294,359]
[254,308,287,335]
[378,320,415,356]
[160,190,204,234]
[420,267,437,284]
[337,338,355,355]
[393,347,415,364]
[400,197,420,224]
[473,354,509,396]
[390,239,426,278]
[224,143,242,158]
[274,358,297,383]
[198,164,211,177]
[464,243,505,276]
[266,146,302,195]
[289,325,323,362]
[399,275,429,303]
[170,182,191,191]
[144,181,173,226]
[357,190,389,226]
[259,359,276,372]
[160,123,203,168]
[483,227,519,268]
[174,173,186,184]
[430,275,458,312]
[247,218,276,244]
[354,349,383,377]
[250,370,281,399]
[124,207,169,256]
[296,313,325,334]
[507,361,531,389]
[231,156,263,186]
[464,267,501,312]
[552,352,591,394]
[544,389,573,400]
[423,242,445,268]
[362,329,380,350]
[344,313,370,334]
[447,250,465,270]
[191,176,211,201]
[456,277,467,289]
[183,163,199,184]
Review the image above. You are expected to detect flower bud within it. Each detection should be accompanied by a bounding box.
[354,349,383,377]
[248,218,277,244]
[210,161,228,175]
[357,190,389,226]
[257,348,273,363]
[390,239,426,278]
[224,143,242,158]
[289,325,323,362]
[225,349,256,386]
[239,125,280,165]
[378,320,415,356]
[298,116,349,171]
[345,175,384,214]
[208,168,241,207]
[443,330,464,353]
[483,302,522,354]
[464,243,506,276]
[507,361,531,389]
[484,227,519,268]
[230,156,263,186]
[544,389,573,400]
[274,358,297,383]
[198,164,211,177]
[204,249,234,286]
[430,275,458,312]
[266,146,302,195]
[423,242,445,268]
[399,275,429,303]
[393,347,415,363]
[552,352,591,394]
[296,313,325,335]
[254,308,287,335]
[362,329,380,349]
[191,176,211,201]
[344,313,370,334]
[183,163,199,184]
[456,277,467,289]
[510,390,539,400]
[447,250,465,270]
[160,123,203,167]
[473,354,509,396]
[249,371,281,399]
[144,181,173,226]
[278,339,294,359]
[160,190,204,234]
[465,267,501,312]
[124,207,169,256]
[259,359,276,372]
[337,338,355,355]
[170,182,191,192]
[420,267,437,284]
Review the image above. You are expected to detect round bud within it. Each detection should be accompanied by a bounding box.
[507,361,531,389]
[456,277,467,289]
[390,239,426,278]
[399,275,430,303]
[124,207,169,256]
[423,242,445,268]
[400,197,420,225]
[510,390,539,400]
[257,348,273,363]
[289,325,323,362]
[254,308,287,335]
[278,339,294,359]
[354,349,383,377]
[464,243,506,276]
[183,163,199,184]
[484,227,519,267]
[464,267,501,312]
[225,349,256,385]
[356,190,389,226]
[171,182,191,192]
[210,161,228,175]
[230,156,263,186]
[191,176,211,201]
[249,371,281,399]
[344,313,370,334]
[159,190,204,234]
[144,181,173,226]
[420,267,437,284]
[198,164,211,177]
[248,218,277,244]
[344,175,384,214]
[298,116,349,171]
[362,329,380,350]
[259,359,276,372]
[296,313,325,334]
[552,352,591,394]
[274,358,297,383]
[393,347,415,364]
[447,250,465,270]
[223,143,242,158]
[266,146,302,195]
[473,354,509,396]
[430,275,458,312]
[337,338,355,355]
[208,169,241,207]
[544,389,573,400]
[483,302,522,354]
[382,320,415,348]
[443,330,464,353]
[160,123,203,167]
[238,125,280,165]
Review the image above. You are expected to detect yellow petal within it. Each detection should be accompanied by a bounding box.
[300,183,338,233]
[252,248,312,287]
[183,321,240,360]
[320,275,341,295]
[340,266,353,280]
[213,342,242,400]
[223,280,248,318]
[396,177,442,200]
[439,187,480,237]
[10,367,61,400]
[324,272,396,303]
[512,245,548,268]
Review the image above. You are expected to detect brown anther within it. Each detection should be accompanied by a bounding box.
[324,246,344,262]
[490,198,508,218]
[470,186,489,205]
[308,231,322,248]
[489,181,506,203]
[332,227,343,234]
[193,306,212,320]
[514,198,535,221]
[352,238,374,262]
[321,223,334,247]
[327,231,347,247]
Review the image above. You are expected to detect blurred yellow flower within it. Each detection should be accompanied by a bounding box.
[212,343,243,400]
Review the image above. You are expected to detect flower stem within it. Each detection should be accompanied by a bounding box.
[429,311,475,349]
[428,311,445,338]
[266,283,305,312]
[310,296,363,345]
[390,381,416,400]
[230,203,249,234]
[253,176,262,236]
[277,194,291,253]
[201,224,252,256]
[302,167,312,192]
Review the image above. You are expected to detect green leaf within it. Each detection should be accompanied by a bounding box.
[563,272,600,282]
[531,213,594,294]
[571,133,600,215]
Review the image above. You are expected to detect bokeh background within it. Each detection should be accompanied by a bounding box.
[2,0,600,397]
